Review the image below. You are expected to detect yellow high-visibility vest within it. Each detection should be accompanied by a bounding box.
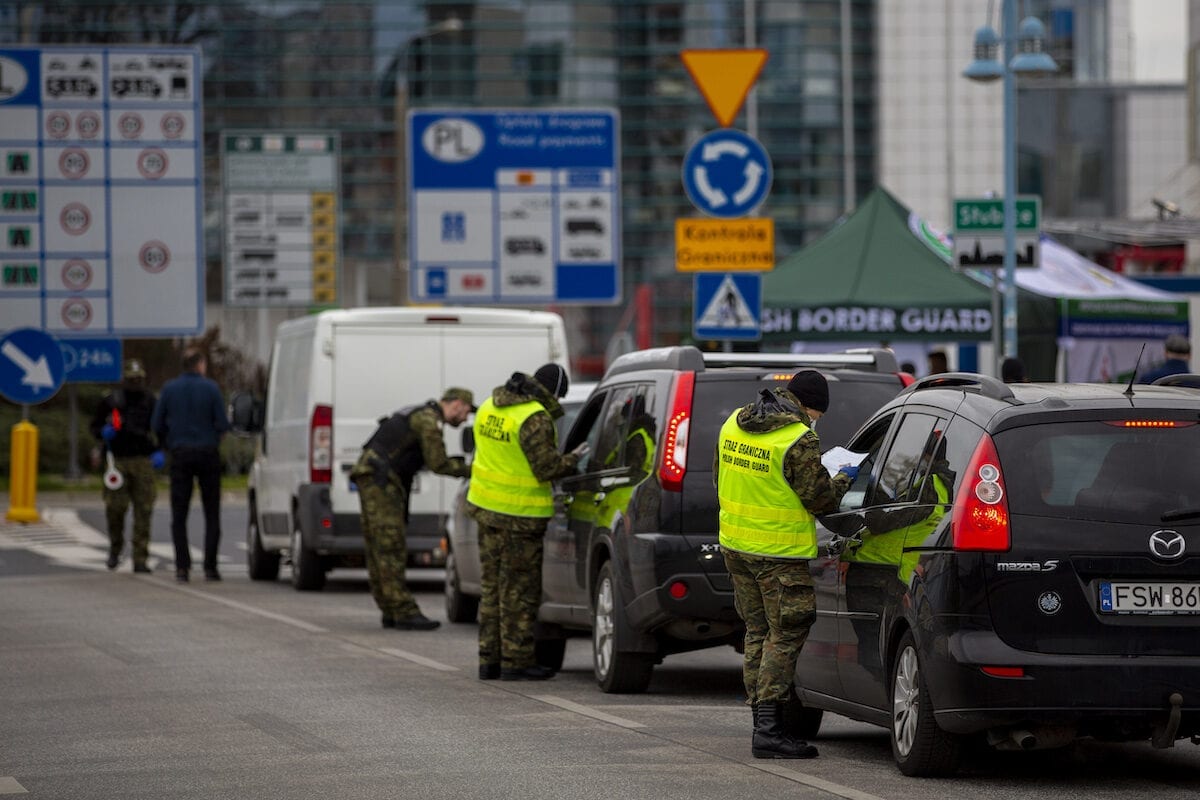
[467,398,555,518]
[716,411,816,558]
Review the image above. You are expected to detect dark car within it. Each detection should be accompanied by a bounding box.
[790,372,1200,776]
[538,346,911,693]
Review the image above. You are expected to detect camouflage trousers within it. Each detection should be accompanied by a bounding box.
[724,549,816,705]
[103,455,157,566]
[356,476,420,619]
[477,522,544,669]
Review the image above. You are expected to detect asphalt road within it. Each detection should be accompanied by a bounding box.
[2,500,1200,799]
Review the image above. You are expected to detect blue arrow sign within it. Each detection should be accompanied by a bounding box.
[694,273,762,341]
[682,129,772,218]
[59,337,122,383]
[0,327,66,404]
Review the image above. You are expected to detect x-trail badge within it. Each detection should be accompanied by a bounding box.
[1149,530,1185,560]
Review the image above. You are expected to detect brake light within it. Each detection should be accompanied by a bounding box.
[1104,420,1194,428]
[658,371,695,492]
[310,404,332,484]
[951,433,1010,551]
[897,372,916,387]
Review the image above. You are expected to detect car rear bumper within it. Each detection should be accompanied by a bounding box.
[929,628,1200,736]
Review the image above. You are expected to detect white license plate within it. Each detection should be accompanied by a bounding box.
[1099,582,1200,614]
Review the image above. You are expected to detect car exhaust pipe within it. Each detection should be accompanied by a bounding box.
[1010,729,1037,750]
[695,622,711,634]
[1151,692,1183,749]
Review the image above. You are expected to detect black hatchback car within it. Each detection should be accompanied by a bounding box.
[537,345,910,693]
[791,372,1200,776]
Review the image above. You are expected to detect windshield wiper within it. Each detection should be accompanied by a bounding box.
[1161,508,1200,523]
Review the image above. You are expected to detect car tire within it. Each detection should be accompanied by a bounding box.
[890,630,963,777]
[592,562,653,694]
[246,498,280,581]
[444,548,479,623]
[535,637,567,672]
[781,688,824,739]
[290,522,325,591]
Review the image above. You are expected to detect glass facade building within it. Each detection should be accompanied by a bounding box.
[6,1,875,370]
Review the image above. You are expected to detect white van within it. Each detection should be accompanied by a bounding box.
[233,307,570,590]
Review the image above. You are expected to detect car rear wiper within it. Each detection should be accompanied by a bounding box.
[1161,507,1200,523]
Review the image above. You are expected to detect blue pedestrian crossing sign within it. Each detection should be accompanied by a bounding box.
[694,273,761,341]
[0,327,66,404]
[682,129,772,218]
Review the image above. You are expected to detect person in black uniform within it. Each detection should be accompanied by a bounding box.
[90,359,163,573]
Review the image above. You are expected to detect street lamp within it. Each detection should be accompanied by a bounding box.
[964,3,1057,362]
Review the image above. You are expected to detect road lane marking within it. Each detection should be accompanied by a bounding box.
[530,695,646,729]
[160,582,328,633]
[751,763,886,800]
[378,647,459,672]
[0,777,27,794]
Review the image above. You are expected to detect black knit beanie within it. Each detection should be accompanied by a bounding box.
[533,363,570,398]
[786,370,829,413]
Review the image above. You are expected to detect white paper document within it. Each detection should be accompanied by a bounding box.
[821,446,867,477]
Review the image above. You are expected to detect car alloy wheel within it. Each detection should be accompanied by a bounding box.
[892,644,920,757]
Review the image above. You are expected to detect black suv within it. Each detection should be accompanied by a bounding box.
[537,345,910,693]
[791,372,1200,776]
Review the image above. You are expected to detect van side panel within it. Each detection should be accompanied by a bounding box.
[260,324,316,542]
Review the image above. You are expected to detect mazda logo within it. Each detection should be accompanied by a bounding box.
[1149,530,1186,560]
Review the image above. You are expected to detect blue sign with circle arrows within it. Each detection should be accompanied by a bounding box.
[0,328,66,404]
[682,129,772,218]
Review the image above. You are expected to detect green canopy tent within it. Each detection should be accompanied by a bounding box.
[760,186,1059,373]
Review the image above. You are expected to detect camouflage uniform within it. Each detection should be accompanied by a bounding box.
[351,402,469,622]
[91,384,159,570]
[468,374,582,670]
[714,388,852,705]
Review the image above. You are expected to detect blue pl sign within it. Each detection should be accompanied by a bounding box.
[0,327,66,404]
[683,129,772,218]
[59,337,122,383]
[408,108,621,305]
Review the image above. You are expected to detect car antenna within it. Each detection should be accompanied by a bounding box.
[1124,343,1147,397]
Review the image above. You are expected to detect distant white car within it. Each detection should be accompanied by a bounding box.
[443,380,597,622]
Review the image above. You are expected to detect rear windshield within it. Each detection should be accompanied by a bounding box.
[997,421,1200,521]
[691,375,900,472]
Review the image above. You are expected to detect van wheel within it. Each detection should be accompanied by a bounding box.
[592,563,653,694]
[891,631,963,776]
[246,500,280,581]
[290,524,325,591]
[444,548,479,623]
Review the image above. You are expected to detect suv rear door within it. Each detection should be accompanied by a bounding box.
[989,413,1200,656]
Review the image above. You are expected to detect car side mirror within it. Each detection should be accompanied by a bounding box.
[229,391,264,435]
[461,427,475,454]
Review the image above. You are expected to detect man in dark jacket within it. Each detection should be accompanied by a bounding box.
[151,348,230,583]
[715,370,856,759]
[350,388,475,630]
[467,364,588,681]
[1138,334,1191,384]
[90,359,162,573]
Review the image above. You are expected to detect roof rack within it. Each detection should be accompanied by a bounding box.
[1151,373,1200,389]
[606,346,706,378]
[904,372,1016,403]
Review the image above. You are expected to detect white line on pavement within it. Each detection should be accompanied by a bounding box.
[0,776,28,794]
[378,647,459,672]
[751,762,887,800]
[159,581,328,634]
[530,695,646,729]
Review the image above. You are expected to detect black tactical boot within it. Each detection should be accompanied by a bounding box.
[106,550,120,570]
[752,702,818,759]
[393,613,440,631]
[500,664,555,681]
[478,663,501,680]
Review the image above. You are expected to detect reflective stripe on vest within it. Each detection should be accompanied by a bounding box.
[716,411,817,558]
[467,398,555,518]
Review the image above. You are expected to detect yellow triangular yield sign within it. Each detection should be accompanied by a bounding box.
[680,49,768,128]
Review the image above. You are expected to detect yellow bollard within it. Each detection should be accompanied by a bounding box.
[6,420,40,523]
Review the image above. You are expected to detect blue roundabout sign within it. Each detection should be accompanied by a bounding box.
[682,129,772,218]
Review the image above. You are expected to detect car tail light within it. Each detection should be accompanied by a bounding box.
[951,433,1010,551]
[668,580,689,599]
[980,666,1025,678]
[897,372,916,387]
[310,404,333,484]
[1104,420,1194,428]
[658,371,695,492]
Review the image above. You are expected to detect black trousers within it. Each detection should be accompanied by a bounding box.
[168,447,222,571]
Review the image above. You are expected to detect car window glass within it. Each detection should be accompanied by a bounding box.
[996,421,1200,521]
[837,412,895,512]
[562,391,607,469]
[594,385,638,472]
[620,385,657,480]
[871,413,938,506]
[820,377,904,451]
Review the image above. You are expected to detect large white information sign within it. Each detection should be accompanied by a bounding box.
[222,131,340,307]
[0,46,204,336]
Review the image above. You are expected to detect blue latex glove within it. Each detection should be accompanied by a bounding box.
[838,464,860,482]
[101,424,116,442]
[150,450,166,470]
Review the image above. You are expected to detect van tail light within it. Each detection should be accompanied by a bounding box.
[658,371,695,492]
[951,433,1010,551]
[310,404,333,484]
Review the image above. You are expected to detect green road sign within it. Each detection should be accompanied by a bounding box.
[953,197,1040,232]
